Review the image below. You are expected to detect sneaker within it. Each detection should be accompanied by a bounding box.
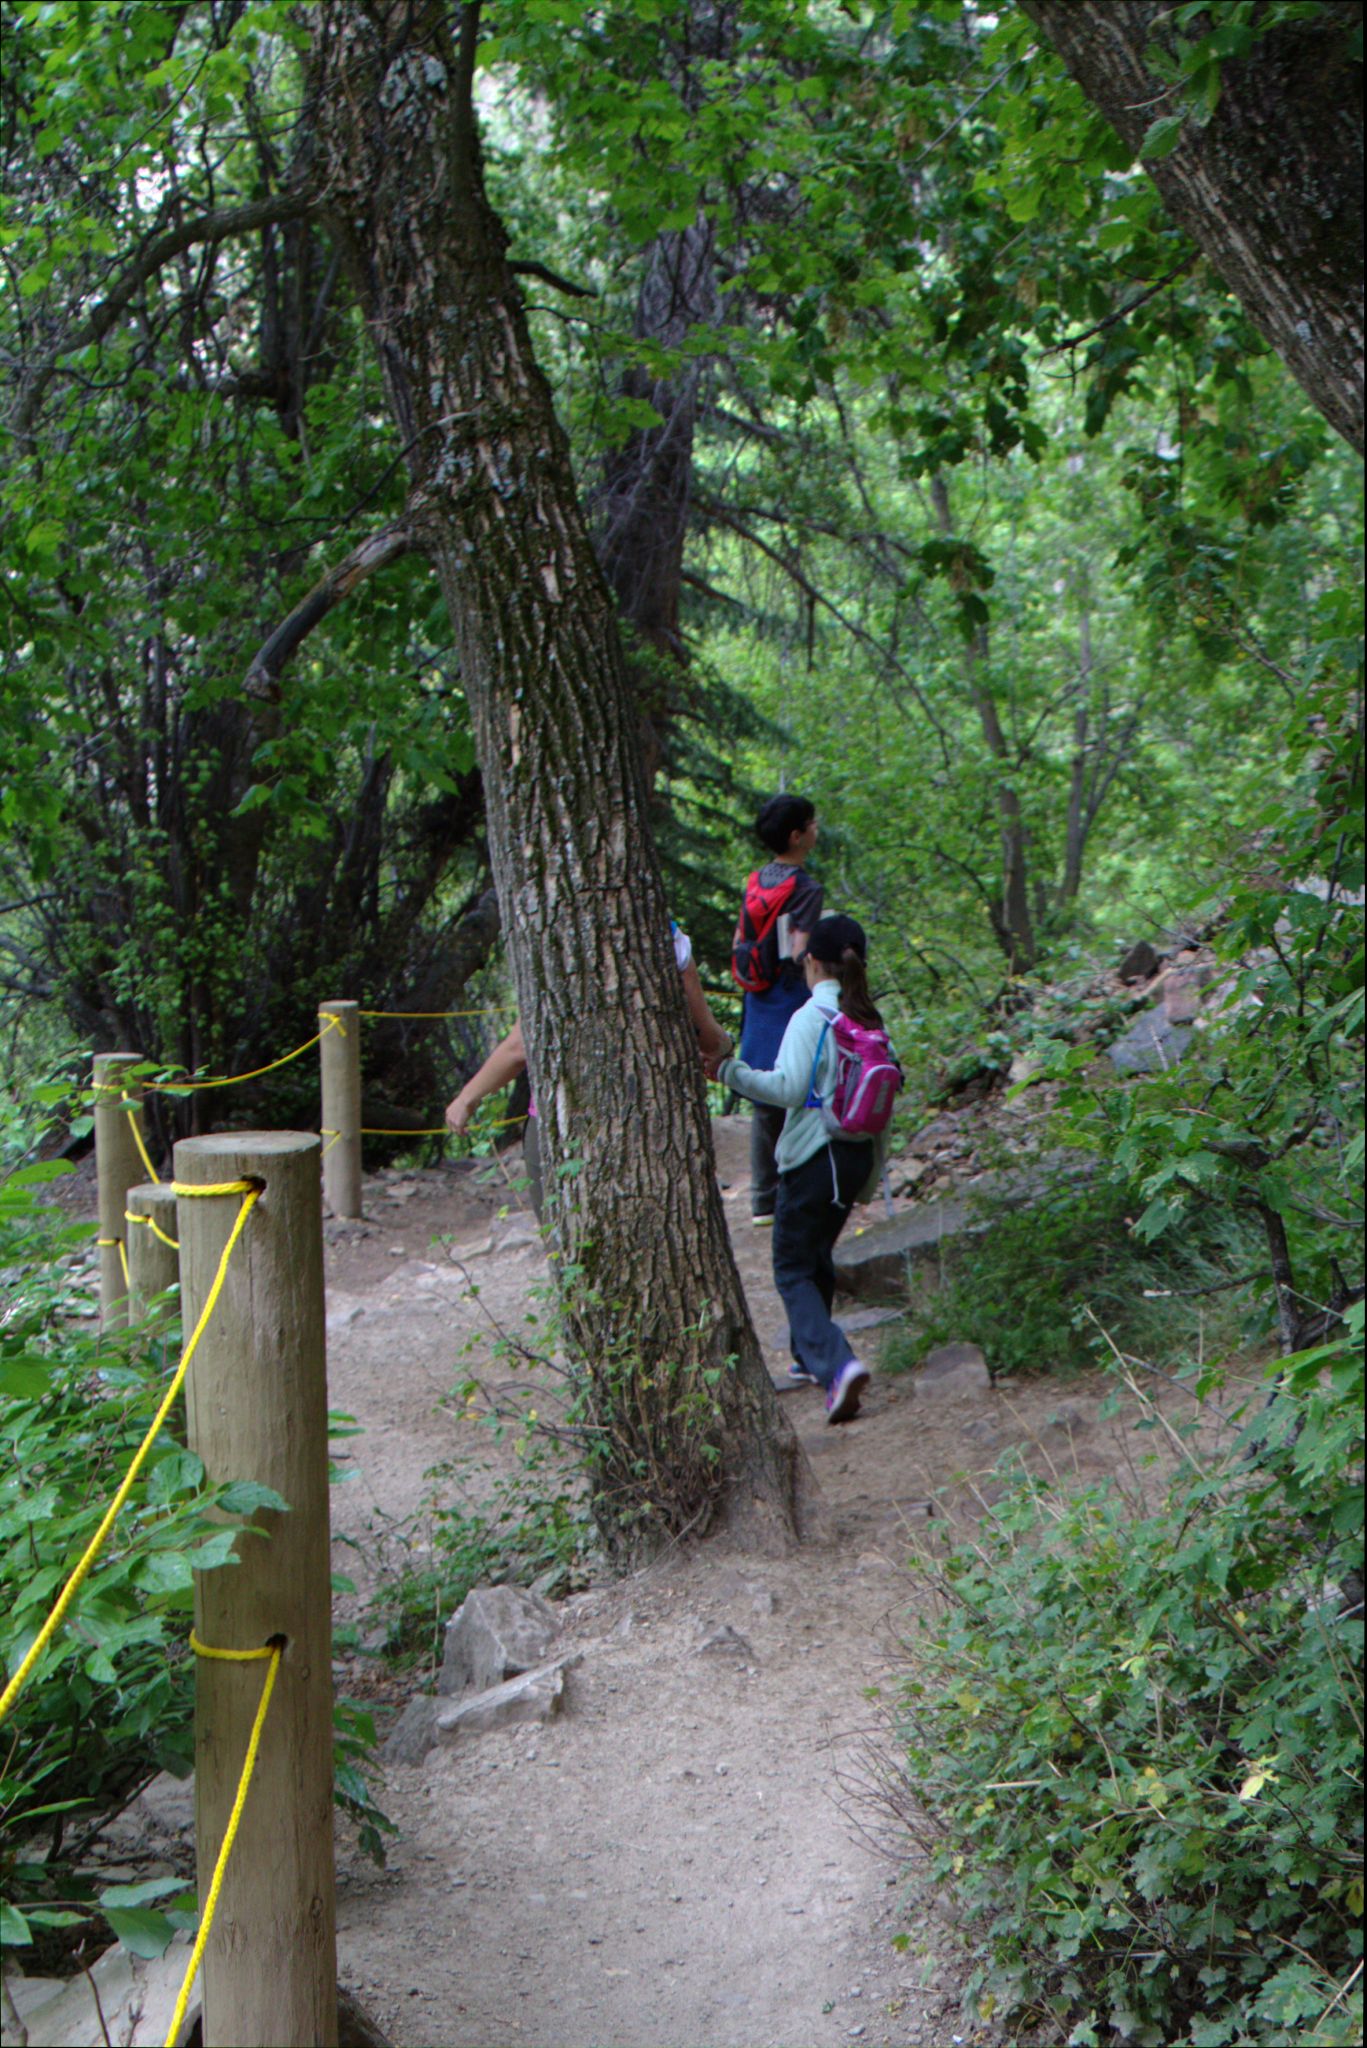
[787,1363,820,1386]
[825,1358,870,1425]
[750,1212,775,1229]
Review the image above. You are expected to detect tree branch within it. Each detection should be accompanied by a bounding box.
[1044,259,1197,355]
[243,518,419,702]
[694,492,953,757]
[510,258,597,300]
[12,191,317,440]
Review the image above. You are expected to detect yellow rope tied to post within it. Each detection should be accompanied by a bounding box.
[124,1208,180,1251]
[96,1235,131,1289]
[0,1181,260,1727]
[164,1635,282,2048]
[139,1015,344,1095]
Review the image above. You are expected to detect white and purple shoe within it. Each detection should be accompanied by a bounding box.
[825,1358,870,1424]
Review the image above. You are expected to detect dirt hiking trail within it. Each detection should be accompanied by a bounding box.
[120,1118,1203,2048]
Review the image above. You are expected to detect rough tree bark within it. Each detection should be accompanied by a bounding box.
[307,0,817,1552]
[1021,0,1364,454]
[592,6,734,787]
[596,212,721,786]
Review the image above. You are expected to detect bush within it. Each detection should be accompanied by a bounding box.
[0,1154,392,1964]
[0,1162,242,1957]
[893,1325,1364,2047]
[880,1179,1262,1381]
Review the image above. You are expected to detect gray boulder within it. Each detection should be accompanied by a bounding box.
[918,1342,993,1396]
[834,1163,1090,1300]
[440,1584,560,1697]
[381,1694,439,1766]
[1117,939,1162,982]
[1107,1009,1193,1075]
[434,1655,578,1740]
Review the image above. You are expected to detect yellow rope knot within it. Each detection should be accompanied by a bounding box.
[125,1210,180,1251]
[96,1235,131,1288]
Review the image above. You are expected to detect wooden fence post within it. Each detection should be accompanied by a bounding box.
[318,1000,362,1220]
[93,1051,145,1331]
[125,1182,180,1324]
[175,1132,337,2048]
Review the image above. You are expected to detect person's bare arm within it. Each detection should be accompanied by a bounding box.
[680,958,733,1065]
[445,1021,527,1134]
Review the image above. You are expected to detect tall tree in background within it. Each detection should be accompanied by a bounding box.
[1020,0,1363,453]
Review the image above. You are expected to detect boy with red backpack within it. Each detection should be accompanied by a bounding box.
[713,915,902,1423]
[731,793,824,1224]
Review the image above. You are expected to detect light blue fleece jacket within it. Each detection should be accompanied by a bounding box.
[719,979,842,1175]
[719,979,893,1203]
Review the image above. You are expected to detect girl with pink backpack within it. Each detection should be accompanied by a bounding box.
[712,915,902,1423]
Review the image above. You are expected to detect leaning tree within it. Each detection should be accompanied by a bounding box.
[1020,0,1363,455]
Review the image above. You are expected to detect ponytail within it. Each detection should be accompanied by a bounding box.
[836,947,883,1030]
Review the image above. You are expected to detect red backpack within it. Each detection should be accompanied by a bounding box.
[731,869,798,994]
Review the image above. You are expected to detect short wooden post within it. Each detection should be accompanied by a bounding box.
[93,1051,145,1330]
[175,1133,337,2048]
[318,1000,362,1219]
[125,1182,180,1323]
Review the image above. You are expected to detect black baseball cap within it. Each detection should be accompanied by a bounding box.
[807,914,867,964]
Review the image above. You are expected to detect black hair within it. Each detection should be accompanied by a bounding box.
[755,792,815,855]
[808,914,883,1029]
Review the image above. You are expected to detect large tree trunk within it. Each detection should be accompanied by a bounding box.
[1021,0,1364,454]
[308,1,816,1554]
[596,213,720,786]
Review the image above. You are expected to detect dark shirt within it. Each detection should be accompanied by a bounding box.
[757,862,823,936]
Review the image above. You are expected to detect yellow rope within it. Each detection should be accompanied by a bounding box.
[188,1631,275,1663]
[358,1008,500,1020]
[140,1015,343,1094]
[0,1183,259,1726]
[125,1209,180,1252]
[164,1637,282,2048]
[96,1236,131,1289]
[126,1106,161,1184]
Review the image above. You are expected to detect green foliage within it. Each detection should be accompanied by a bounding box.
[880,1180,1262,1382]
[1047,678,1363,1357]
[0,1165,240,1955]
[896,1336,1364,2046]
[0,1148,391,1962]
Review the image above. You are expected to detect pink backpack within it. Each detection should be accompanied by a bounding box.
[806,1013,903,1139]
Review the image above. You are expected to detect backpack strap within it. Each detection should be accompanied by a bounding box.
[804,1017,833,1108]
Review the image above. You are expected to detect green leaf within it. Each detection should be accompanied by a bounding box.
[0,1900,33,1945]
[103,1906,178,1960]
[0,1359,52,1399]
[99,1876,187,1910]
[1139,113,1187,160]
[218,1480,291,1517]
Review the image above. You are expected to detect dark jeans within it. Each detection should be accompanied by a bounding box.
[749,1102,787,1219]
[772,1140,871,1390]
